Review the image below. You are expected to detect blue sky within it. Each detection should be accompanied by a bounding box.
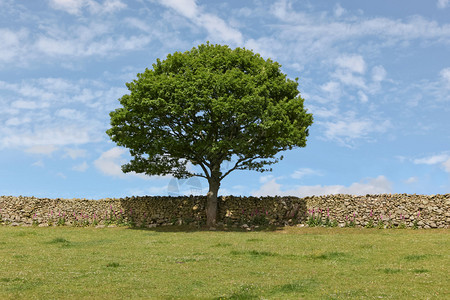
[1,0,449,199]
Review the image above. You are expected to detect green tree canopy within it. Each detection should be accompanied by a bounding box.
[107,43,313,227]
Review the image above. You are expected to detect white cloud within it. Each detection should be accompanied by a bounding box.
[330,55,368,90]
[334,4,345,18]
[5,117,31,126]
[100,0,126,13]
[64,148,87,159]
[35,27,151,58]
[16,0,450,68]
[48,0,126,15]
[56,109,86,120]
[0,77,126,151]
[332,69,366,89]
[404,177,418,184]
[48,0,85,15]
[259,174,275,183]
[320,113,391,145]
[11,100,45,110]
[73,161,89,172]
[200,14,244,45]
[437,0,450,9]
[37,78,79,93]
[158,0,243,45]
[443,159,450,173]
[358,91,368,103]
[253,178,283,196]
[93,148,150,179]
[1,78,74,103]
[272,0,290,20]
[0,28,28,64]
[413,153,450,173]
[163,0,198,19]
[307,104,339,118]
[0,125,95,149]
[253,176,392,197]
[335,55,366,74]
[413,154,448,165]
[271,0,314,24]
[321,81,339,93]
[321,81,341,100]
[125,18,152,32]
[372,65,387,82]
[256,2,450,72]
[25,145,58,155]
[32,160,45,168]
[291,168,322,179]
[57,172,67,179]
[244,37,281,60]
[0,2,148,65]
[94,147,128,177]
[440,67,450,88]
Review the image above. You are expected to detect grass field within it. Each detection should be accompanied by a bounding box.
[0,226,448,299]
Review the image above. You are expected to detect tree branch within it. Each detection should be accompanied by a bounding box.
[190,172,208,179]
[219,155,269,180]
[219,157,247,180]
[198,161,211,180]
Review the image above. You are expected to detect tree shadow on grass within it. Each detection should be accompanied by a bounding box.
[125,224,285,233]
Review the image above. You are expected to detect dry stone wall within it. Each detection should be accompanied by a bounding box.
[0,195,305,228]
[305,194,450,229]
[0,194,448,228]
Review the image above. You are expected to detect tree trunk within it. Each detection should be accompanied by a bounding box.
[206,175,220,228]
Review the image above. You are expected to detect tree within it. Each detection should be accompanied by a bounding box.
[106,43,313,227]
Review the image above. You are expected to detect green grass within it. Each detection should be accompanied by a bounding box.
[0,226,448,299]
